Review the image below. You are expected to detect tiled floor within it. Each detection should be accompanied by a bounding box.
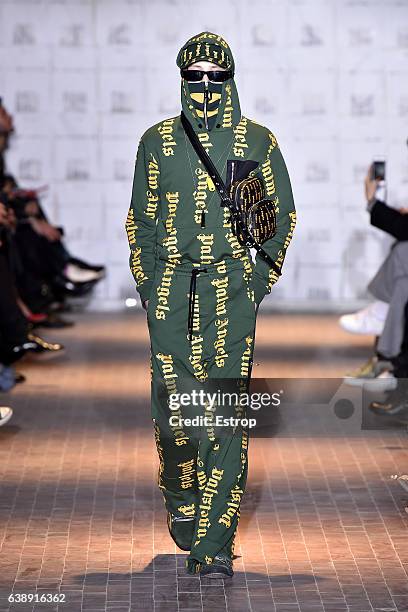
[0,312,407,611]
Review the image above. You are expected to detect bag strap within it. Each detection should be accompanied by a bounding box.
[180,111,281,277]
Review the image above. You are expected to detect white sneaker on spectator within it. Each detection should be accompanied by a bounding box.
[363,370,398,392]
[339,300,389,335]
[0,407,13,427]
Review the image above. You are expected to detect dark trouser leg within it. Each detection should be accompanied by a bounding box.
[186,265,256,571]
[147,261,256,570]
[152,418,200,519]
[13,226,56,311]
[377,279,408,359]
[368,243,408,359]
[392,301,408,379]
[148,267,202,520]
[0,250,28,359]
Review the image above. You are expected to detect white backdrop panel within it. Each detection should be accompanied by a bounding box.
[1,0,407,310]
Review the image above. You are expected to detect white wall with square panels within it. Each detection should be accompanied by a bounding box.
[1,0,407,310]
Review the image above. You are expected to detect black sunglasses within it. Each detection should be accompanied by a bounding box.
[180,68,233,83]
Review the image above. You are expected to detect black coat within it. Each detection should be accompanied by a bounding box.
[371,200,408,241]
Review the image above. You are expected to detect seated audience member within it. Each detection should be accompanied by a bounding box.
[0,201,64,385]
[0,98,105,324]
[369,301,408,423]
[341,164,408,389]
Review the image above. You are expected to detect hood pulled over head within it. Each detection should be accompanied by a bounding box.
[176,31,241,133]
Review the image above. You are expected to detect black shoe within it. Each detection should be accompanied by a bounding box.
[199,553,234,578]
[167,513,195,551]
[35,313,75,329]
[369,398,408,416]
[68,256,106,274]
[28,332,64,354]
[14,372,26,384]
[0,366,25,385]
[53,274,98,297]
[12,333,65,356]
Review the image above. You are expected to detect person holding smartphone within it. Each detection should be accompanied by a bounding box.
[341,160,408,410]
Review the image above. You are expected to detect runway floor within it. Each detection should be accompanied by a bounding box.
[0,312,407,612]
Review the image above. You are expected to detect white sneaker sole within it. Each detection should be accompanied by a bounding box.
[0,408,13,427]
[200,570,233,579]
[339,318,384,336]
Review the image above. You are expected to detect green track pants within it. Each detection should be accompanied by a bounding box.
[147,258,257,573]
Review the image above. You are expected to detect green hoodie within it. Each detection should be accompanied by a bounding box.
[125,31,296,305]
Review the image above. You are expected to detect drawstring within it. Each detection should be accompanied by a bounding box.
[203,80,209,130]
[187,268,207,341]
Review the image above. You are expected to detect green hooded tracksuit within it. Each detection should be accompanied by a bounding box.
[125,32,296,573]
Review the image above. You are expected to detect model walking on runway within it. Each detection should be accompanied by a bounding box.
[126,31,296,578]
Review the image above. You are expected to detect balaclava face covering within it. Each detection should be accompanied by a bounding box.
[186,80,223,131]
[176,32,242,133]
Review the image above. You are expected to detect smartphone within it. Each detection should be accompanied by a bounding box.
[371,160,386,181]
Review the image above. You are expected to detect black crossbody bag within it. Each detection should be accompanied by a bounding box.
[181,111,281,277]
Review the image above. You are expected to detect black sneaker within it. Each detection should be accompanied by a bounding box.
[167,513,195,551]
[199,554,233,578]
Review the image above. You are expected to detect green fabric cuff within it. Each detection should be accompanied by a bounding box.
[137,281,153,304]
[252,275,269,305]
